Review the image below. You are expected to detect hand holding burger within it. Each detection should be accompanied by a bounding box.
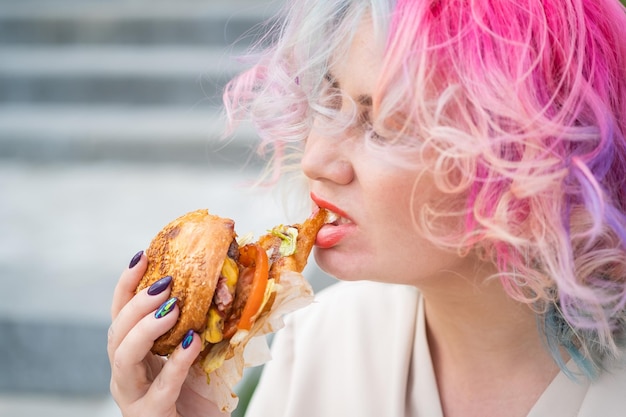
[134,208,328,412]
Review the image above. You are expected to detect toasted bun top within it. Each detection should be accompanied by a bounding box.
[136,209,236,355]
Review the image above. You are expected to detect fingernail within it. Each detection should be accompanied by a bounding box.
[129,250,143,269]
[147,276,172,296]
[155,297,177,319]
[182,329,194,349]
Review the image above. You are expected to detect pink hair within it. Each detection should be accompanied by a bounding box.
[380,0,626,375]
[223,0,626,376]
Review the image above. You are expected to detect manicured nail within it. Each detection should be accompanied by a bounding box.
[147,276,172,296]
[129,250,143,269]
[182,329,195,349]
[155,297,177,319]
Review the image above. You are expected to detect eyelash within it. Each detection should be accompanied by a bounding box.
[366,124,386,142]
[359,111,386,143]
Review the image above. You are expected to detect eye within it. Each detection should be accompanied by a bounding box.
[359,110,387,143]
[364,122,387,143]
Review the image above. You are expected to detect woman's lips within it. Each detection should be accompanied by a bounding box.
[311,194,355,248]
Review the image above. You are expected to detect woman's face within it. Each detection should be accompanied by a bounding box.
[304,17,480,286]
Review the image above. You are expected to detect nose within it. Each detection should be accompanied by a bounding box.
[301,128,354,185]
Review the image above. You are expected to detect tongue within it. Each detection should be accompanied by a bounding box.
[315,223,343,249]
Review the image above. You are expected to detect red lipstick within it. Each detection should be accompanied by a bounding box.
[311,193,356,248]
[311,193,352,222]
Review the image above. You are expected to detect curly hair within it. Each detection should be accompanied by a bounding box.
[223,0,626,379]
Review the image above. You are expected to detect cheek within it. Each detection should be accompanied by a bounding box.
[369,175,452,268]
[369,212,468,285]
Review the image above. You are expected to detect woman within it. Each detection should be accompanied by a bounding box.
[108,0,626,415]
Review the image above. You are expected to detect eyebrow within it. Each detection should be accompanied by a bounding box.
[357,95,372,107]
[325,71,372,108]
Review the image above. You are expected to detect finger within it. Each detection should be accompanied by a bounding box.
[111,250,147,320]
[146,331,203,413]
[110,298,180,405]
[107,275,173,364]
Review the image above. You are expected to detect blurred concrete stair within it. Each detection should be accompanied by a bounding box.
[0,0,285,405]
[0,0,277,164]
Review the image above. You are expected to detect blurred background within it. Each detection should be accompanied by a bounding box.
[0,0,336,416]
[3,1,626,417]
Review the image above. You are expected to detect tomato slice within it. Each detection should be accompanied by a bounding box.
[236,243,269,331]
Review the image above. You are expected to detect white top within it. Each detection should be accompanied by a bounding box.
[245,281,626,416]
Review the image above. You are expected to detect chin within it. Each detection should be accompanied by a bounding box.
[313,249,374,283]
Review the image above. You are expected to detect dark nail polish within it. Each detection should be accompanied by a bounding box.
[129,250,143,269]
[147,276,172,296]
[182,329,194,349]
[155,297,177,319]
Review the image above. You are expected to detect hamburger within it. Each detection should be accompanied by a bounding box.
[135,208,327,409]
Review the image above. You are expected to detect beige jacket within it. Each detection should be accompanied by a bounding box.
[245,281,626,417]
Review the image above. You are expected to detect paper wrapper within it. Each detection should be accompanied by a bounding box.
[183,270,314,413]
